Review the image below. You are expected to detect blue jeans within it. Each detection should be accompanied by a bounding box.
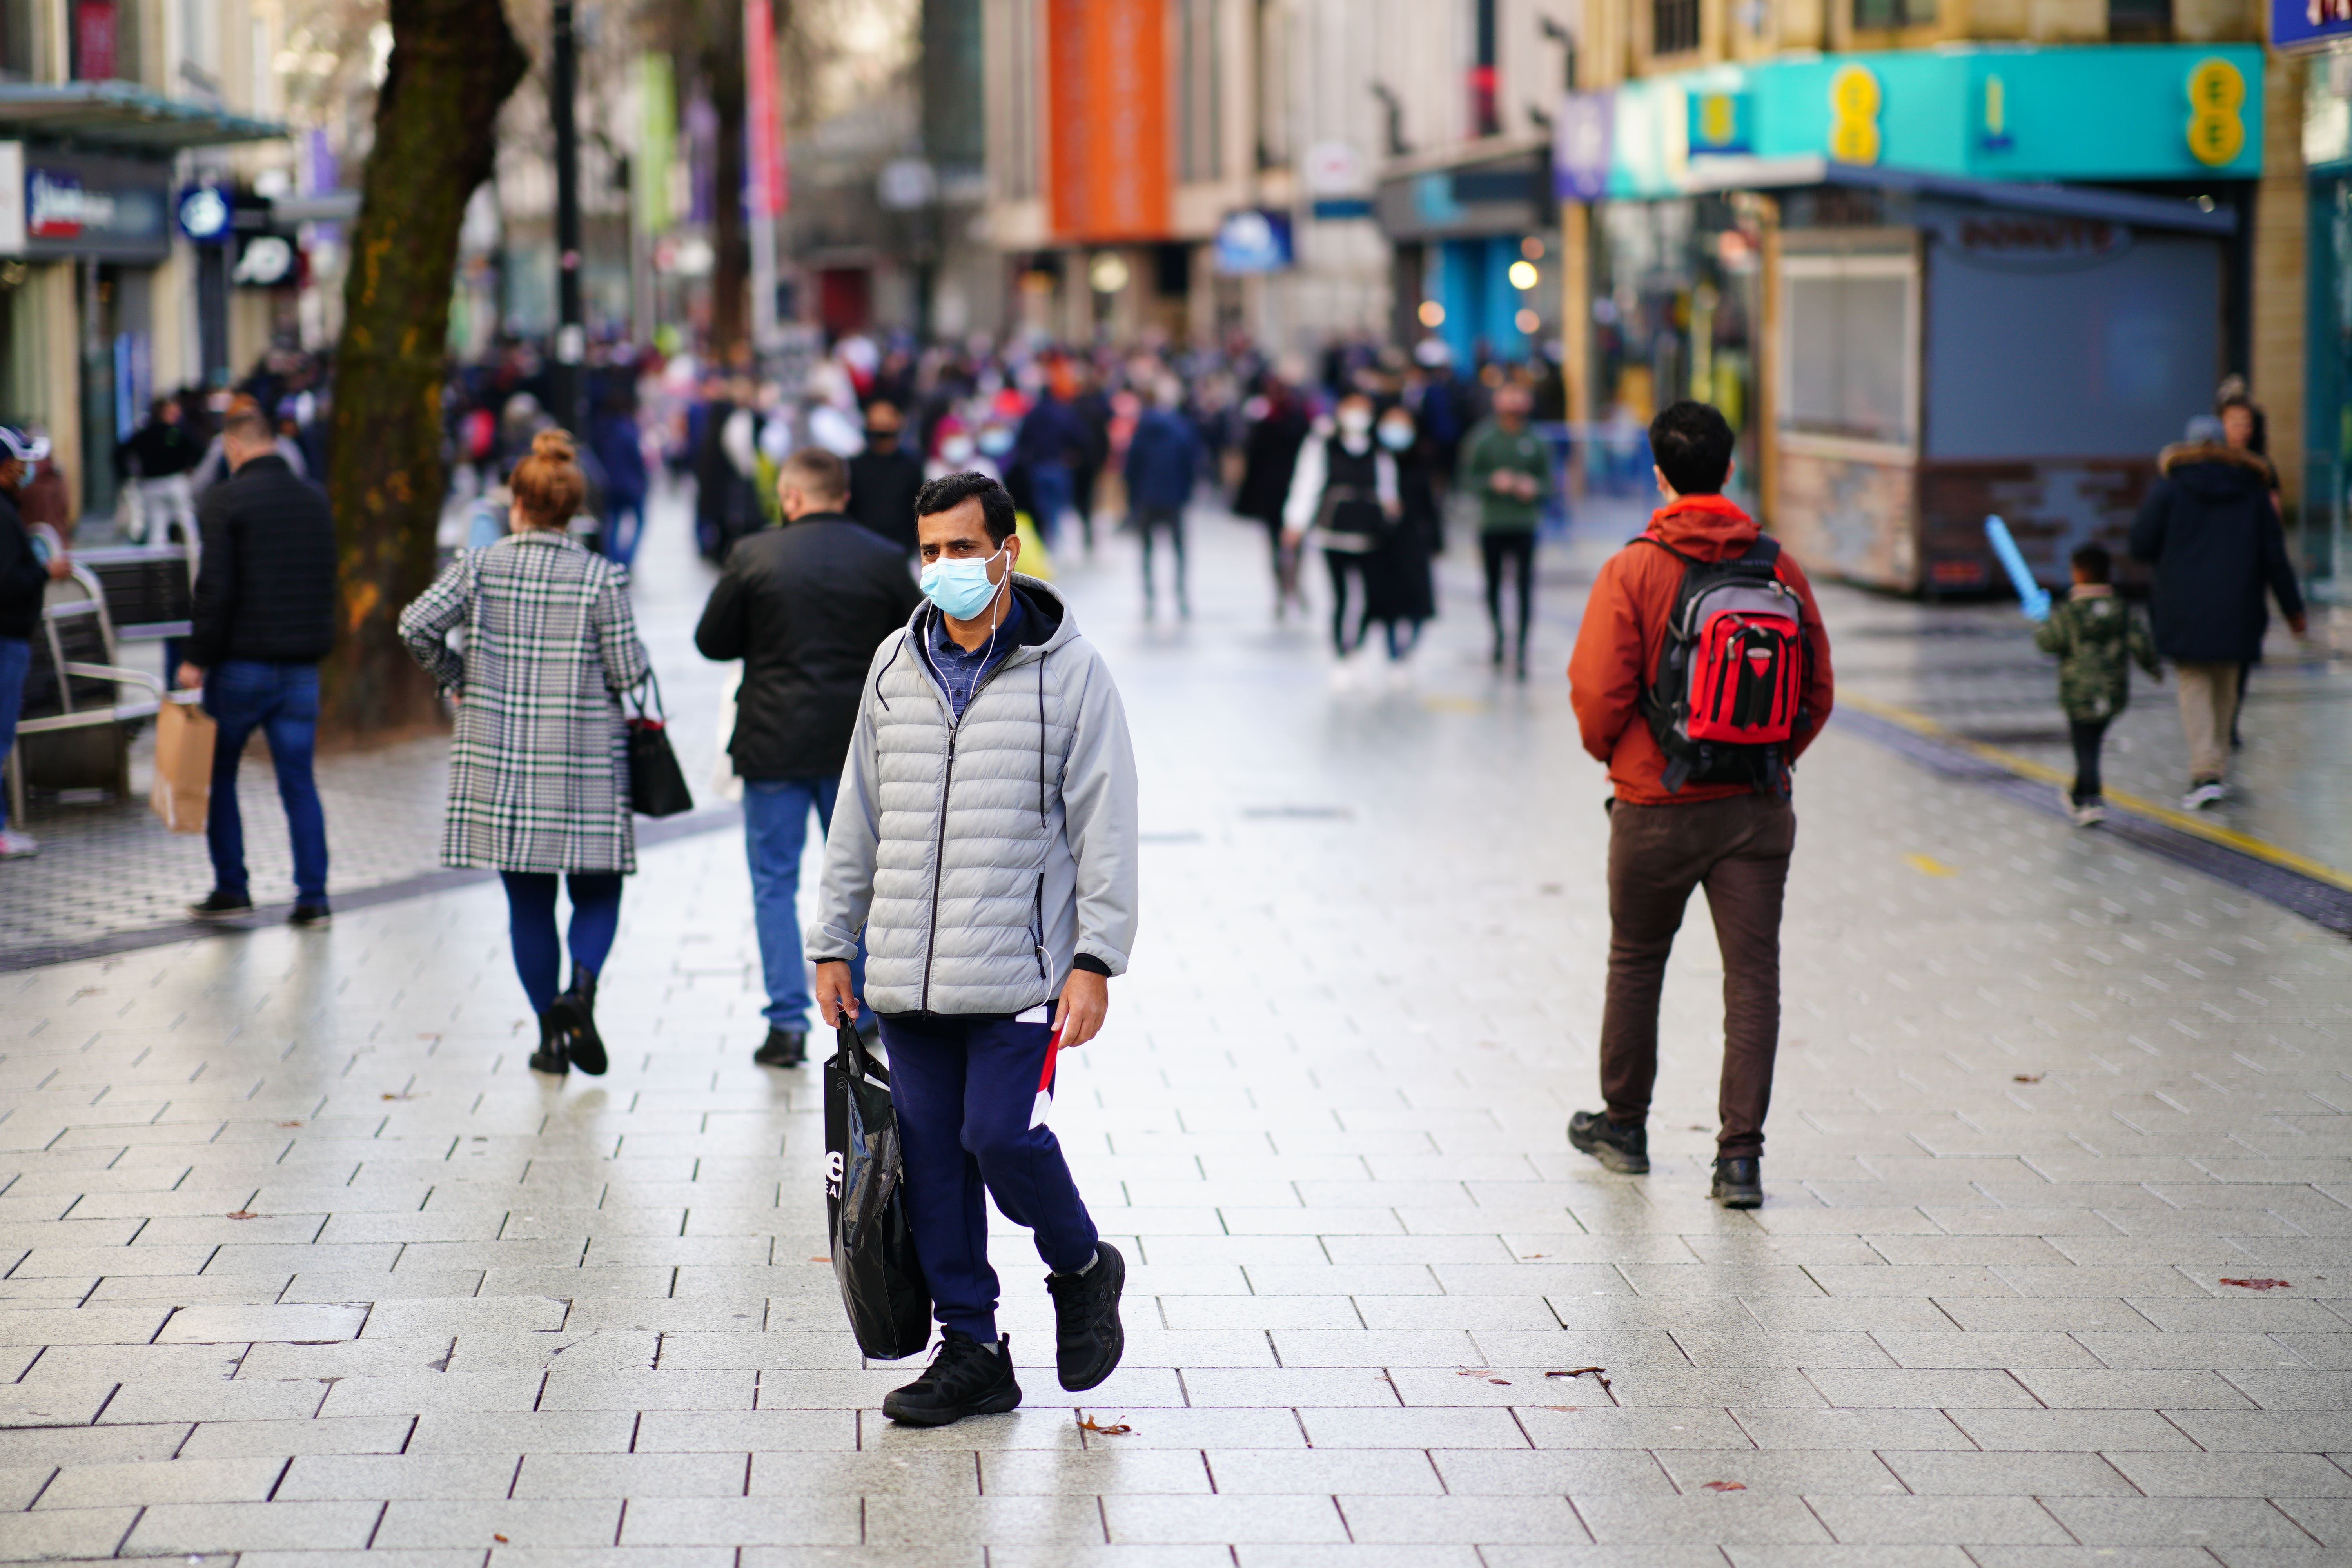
[604,498,646,568]
[203,660,328,904]
[0,636,29,832]
[743,776,862,1029]
[1028,462,1073,549]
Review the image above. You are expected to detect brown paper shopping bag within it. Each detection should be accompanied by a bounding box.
[149,694,214,833]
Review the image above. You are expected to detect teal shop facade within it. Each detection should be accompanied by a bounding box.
[1565,43,2262,593]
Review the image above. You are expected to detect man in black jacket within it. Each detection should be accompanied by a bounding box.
[0,426,68,859]
[179,405,338,925]
[844,400,925,556]
[2129,423,2306,811]
[695,446,920,1065]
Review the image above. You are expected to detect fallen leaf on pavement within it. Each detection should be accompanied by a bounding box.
[1078,1416,1131,1435]
[381,1093,418,1101]
[1703,1481,1745,1492]
[2013,1074,2043,1083]
[809,1256,830,1263]
[493,1535,508,1543]
[2220,1278,2290,1290]
[1489,1378,1510,1385]
[1546,1366,1612,1393]
[278,1121,303,1128]
[226,1211,259,1220]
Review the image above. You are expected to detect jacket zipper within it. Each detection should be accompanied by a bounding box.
[915,645,1030,1012]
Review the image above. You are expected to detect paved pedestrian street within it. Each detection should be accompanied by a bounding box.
[4,508,2352,1566]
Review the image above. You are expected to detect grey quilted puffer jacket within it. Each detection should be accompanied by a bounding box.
[807,578,1140,1016]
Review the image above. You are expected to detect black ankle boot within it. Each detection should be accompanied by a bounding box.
[552,969,606,1076]
[528,1009,569,1076]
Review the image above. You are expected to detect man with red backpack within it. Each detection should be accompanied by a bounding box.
[1565,401,1835,1208]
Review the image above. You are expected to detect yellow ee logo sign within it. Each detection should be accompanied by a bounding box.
[1828,64,1882,165]
[1699,94,1737,146]
[2186,58,2246,167]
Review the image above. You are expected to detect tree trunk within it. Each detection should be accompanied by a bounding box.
[319,0,528,740]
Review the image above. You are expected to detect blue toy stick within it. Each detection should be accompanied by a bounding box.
[1984,515,2050,622]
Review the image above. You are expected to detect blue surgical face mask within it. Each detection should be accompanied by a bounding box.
[1377,421,1414,451]
[918,544,1010,620]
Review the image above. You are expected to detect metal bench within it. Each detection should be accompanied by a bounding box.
[3,564,165,825]
[69,543,194,642]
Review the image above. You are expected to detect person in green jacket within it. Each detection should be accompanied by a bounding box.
[1459,380,1553,678]
[2034,541,2160,826]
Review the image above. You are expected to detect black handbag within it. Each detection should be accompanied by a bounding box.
[824,1015,934,1359]
[624,670,694,818]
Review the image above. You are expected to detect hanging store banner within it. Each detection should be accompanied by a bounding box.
[636,52,677,236]
[1045,0,1170,242]
[1553,91,1614,200]
[744,0,786,219]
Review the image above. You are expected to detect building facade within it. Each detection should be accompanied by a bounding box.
[0,0,290,524]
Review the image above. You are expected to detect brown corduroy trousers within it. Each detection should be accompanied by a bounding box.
[1599,793,1797,1159]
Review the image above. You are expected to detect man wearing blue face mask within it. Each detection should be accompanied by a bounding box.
[809,469,1140,1427]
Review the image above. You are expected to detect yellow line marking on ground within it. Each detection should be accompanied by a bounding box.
[1904,853,1958,878]
[1840,691,2352,895]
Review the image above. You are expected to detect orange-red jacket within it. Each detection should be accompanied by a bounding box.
[1568,495,1836,804]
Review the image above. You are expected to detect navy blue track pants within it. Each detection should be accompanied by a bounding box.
[877,1009,1098,1343]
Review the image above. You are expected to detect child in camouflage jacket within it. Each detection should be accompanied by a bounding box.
[2034,541,2160,826]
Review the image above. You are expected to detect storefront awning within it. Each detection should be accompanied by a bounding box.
[1681,154,2238,236]
[0,83,285,152]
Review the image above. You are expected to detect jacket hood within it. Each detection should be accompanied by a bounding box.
[907,572,1076,654]
[1645,494,1760,561]
[2158,441,2271,499]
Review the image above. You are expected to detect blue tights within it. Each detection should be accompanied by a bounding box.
[501,871,624,1014]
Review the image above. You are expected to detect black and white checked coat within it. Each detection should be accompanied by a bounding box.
[397,531,652,874]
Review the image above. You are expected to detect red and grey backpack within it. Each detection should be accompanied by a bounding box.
[1635,534,1809,798]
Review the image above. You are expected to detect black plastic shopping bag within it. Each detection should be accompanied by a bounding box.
[822,1016,933,1359]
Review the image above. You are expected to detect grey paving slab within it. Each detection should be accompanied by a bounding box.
[6,503,2352,1561]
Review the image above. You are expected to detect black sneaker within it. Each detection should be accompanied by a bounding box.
[550,971,606,1076]
[1568,1110,1650,1174]
[187,890,253,921]
[288,903,332,929]
[527,1009,568,1076]
[1711,1156,1764,1209]
[880,1329,1022,1426]
[753,1027,806,1068]
[1046,1240,1126,1392]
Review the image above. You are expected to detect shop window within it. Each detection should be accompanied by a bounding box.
[0,1,34,80]
[1779,250,1916,448]
[1653,0,1700,56]
[2107,0,2171,41]
[1852,0,1936,28]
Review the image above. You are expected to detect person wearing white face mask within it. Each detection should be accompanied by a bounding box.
[1282,391,1401,682]
[809,469,1140,1427]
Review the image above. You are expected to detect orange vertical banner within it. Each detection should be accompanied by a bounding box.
[1045,0,1169,243]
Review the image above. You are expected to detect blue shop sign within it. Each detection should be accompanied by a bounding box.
[2274,0,2352,53]
[1214,208,1293,273]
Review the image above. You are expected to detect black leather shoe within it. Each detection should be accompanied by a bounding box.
[1046,1240,1126,1392]
[287,903,332,928]
[1568,1110,1650,1174]
[881,1330,1022,1426]
[1711,1156,1764,1209]
[187,890,253,920]
[753,1028,806,1068]
[527,1009,568,1076]
[550,971,606,1076]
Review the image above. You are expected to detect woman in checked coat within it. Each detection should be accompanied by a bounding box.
[398,429,652,1078]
